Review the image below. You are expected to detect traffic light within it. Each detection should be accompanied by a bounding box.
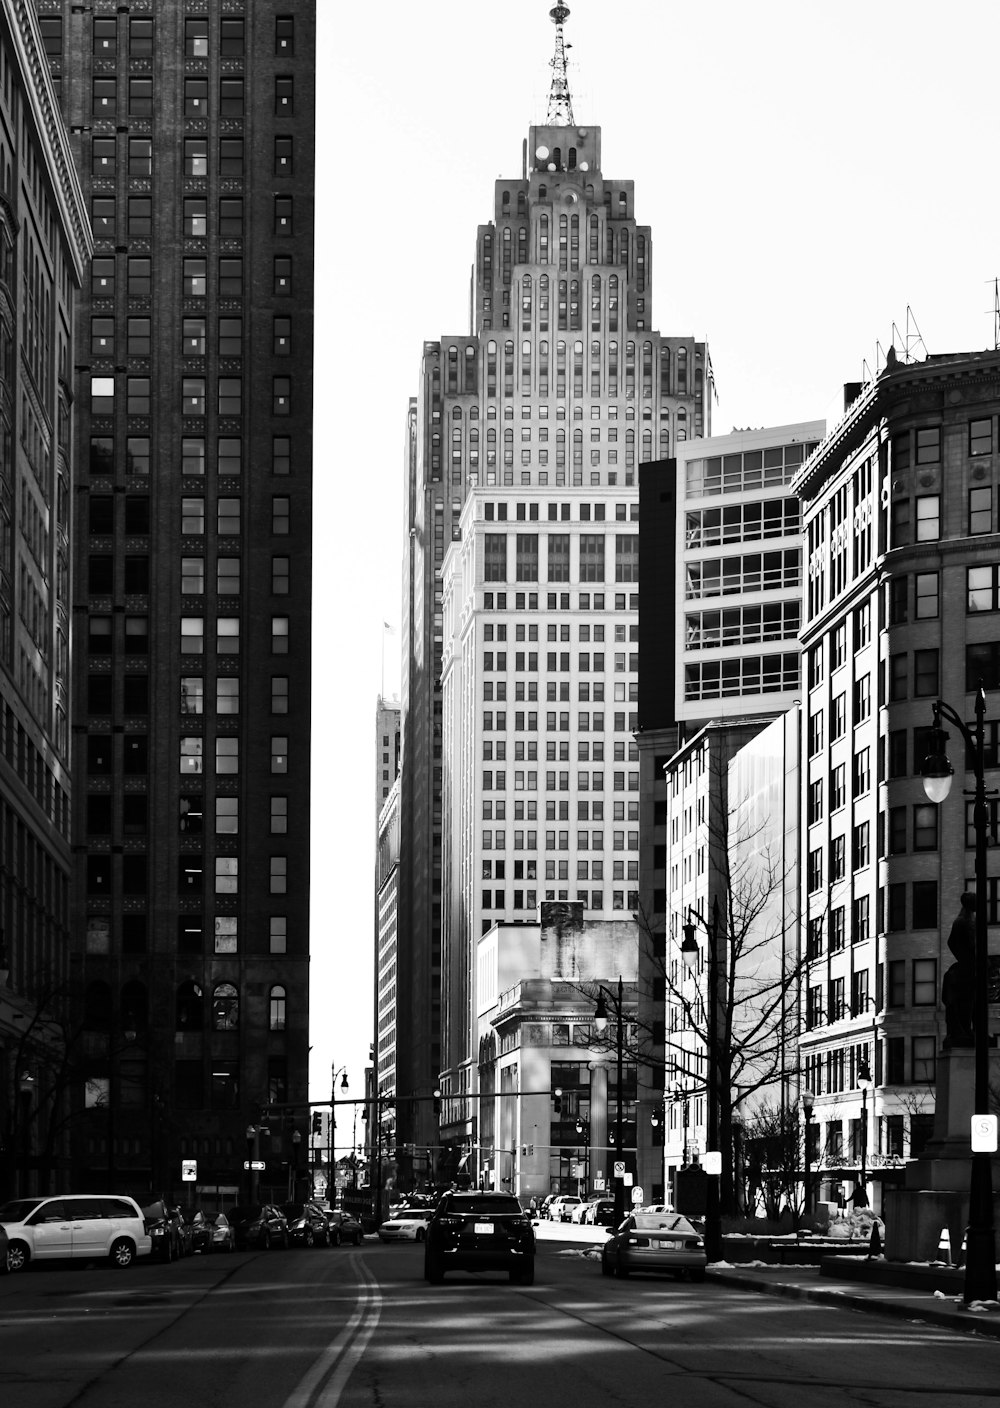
[433,1089,441,1116]
[553,1086,562,1114]
[311,1111,322,1136]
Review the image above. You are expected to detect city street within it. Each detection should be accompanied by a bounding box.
[2,1234,1000,1408]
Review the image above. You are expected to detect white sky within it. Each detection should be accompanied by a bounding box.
[309,0,1000,1101]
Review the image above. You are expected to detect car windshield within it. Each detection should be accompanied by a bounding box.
[448,1196,523,1216]
[0,1199,43,1223]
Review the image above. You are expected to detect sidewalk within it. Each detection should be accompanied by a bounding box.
[707,1257,1000,1339]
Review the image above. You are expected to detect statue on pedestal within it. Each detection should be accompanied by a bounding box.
[941,892,976,1049]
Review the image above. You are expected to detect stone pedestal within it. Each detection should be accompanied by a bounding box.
[884,1048,1000,1262]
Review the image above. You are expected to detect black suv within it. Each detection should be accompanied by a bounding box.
[423,1191,535,1284]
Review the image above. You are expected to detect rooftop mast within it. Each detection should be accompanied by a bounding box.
[546,4,574,126]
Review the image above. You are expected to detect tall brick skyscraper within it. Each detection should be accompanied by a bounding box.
[37,1,315,1199]
[394,4,710,1188]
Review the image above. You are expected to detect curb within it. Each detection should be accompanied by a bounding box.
[706,1268,1000,1341]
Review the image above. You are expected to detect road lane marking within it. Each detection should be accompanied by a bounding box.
[282,1256,381,1408]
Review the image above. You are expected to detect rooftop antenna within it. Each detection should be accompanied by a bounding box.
[546,4,574,125]
[994,279,999,350]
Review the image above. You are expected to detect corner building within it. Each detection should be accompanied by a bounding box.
[398,9,711,1176]
[796,351,1000,1212]
[39,1,315,1198]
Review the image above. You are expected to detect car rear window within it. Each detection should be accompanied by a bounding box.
[631,1213,694,1233]
[448,1196,523,1216]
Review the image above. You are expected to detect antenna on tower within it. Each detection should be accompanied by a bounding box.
[546,4,575,126]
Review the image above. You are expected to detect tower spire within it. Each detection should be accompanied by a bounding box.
[546,4,575,126]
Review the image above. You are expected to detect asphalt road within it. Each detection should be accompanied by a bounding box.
[2,1237,1000,1408]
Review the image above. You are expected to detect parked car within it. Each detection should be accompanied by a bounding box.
[600,1211,706,1281]
[423,1190,534,1284]
[548,1195,582,1222]
[144,1202,191,1263]
[284,1202,332,1247]
[0,1220,8,1273]
[588,1199,617,1227]
[324,1209,364,1246]
[570,1197,599,1224]
[378,1208,433,1242]
[0,1194,152,1272]
[186,1210,235,1254]
[388,1194,436,1219]
[538,1194,559,1220]
[228,1204,290,1250]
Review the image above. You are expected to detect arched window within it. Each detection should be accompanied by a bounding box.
[502,190,510,207]
[620,227,629,266]
[212,981,239,1031]
[269,985,287,1031]
[176,979,203,1031]
[677,345,688,393]
[120,979,148,1034]
[84,980,113,1031]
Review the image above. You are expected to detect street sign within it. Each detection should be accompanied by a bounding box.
[630,1186,644,1204]
[972,1114,998,1152]
[243,1159,266,1171]
[593,1177,606,1190]
[703,1150,722,1176]
[613,1160,625,1177]
[181,1159,197,1182]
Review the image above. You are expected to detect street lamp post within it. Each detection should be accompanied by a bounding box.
[681,898,723,1263]
[857,1057,872,1204]
[674,1082,691,1166]
[921,682,997,1305]
[594,975,626,1226]
[802,1091,814,1219]
[329,1067,349,1196]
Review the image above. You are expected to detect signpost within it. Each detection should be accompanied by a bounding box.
[181,1159,197,1182]
[243,1159,266,1171]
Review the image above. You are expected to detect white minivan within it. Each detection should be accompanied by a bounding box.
[0,1194,152,1271]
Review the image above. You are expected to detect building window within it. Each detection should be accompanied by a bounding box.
[969,486,993,535]
[216,738,239,775]
[215,858,238,894]
[272,618,289,654]
[968,565,1000,613]
[183,259,207,297]
[212,983,239,1031]
[912,803,938,851]
[272,737,288,773]
[269,985,287,1031]
[271,796,288,834]
[128,139,152,177]
[273,377,291,415]
[913,958,937,1005]
[275,76,294,113]
[270,856,287,893]
[915,495,940,541]
[219,78,244,115]
[185,17,208,55]
[912,1036,936,1083]
[272,256,293,296]
[915,572,938,619]
[970,418,992,456]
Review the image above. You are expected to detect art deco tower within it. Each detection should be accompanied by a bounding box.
[396,5,710,1185]
[37,1,315,1198]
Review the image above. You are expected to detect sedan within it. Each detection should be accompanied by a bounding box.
[187,1210,235,1254]
[324,1210,364,1246]
[229,1204,290,1250]
[570,1198,599,1224]
[378,1209,433,1243]
[601,1212,706,1281]
[285,1203,332,1248]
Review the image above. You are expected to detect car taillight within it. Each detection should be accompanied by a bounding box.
[627,1236,649,1247]
[437,1215,464,1228]
[687,1239,704,1249]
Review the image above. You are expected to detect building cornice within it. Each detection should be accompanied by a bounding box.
[7,0,92,281]
[793,352,1000,503]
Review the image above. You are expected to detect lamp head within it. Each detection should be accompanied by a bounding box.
[921,726,954,803]
[857,1057,873,1091]
[340,1071,349,1091]
[802,1090,814,1119]
[681,921,699,971]
[593,991,609,1032]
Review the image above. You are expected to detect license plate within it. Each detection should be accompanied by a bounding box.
[473,1222,494,1235]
